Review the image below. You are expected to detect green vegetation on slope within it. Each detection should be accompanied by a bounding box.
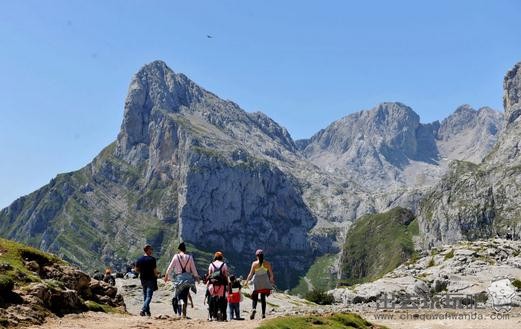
[0,238,64,293]
[339,207,418,285]
[258,313,388,329]
[291,254,337,296]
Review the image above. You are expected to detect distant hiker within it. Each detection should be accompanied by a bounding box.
[207,251,229,321]
[227,275,244,320]
[246,249,274,320]
[103,267,116,286]
[164,242,199,319]
[135,244,159,317]
[506,226,513,240]
[92,270,104,281]
[124,263,138,279]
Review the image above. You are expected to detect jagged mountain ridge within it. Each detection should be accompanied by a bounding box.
[0,60,504,289]
[300,103,503,191]
[418,61,521,247]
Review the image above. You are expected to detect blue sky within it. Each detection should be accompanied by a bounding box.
[1,0,520,208]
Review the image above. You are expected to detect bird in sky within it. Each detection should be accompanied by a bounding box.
[207,35,213,39]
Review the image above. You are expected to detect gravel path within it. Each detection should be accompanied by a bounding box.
[22,278,521,328]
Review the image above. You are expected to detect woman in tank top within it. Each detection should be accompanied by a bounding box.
[245,249,275,319]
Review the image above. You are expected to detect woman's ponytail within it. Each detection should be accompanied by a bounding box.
[258,253,264,266]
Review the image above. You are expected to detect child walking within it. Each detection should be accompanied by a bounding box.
[227,275,244,320]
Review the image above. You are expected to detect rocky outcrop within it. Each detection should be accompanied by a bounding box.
[0,238,125,327]
[331,239,521,308]
[418,62,521,248]
[504,62,521,125]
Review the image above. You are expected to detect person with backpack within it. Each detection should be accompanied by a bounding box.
[227,275,244,320]
[207,251,228,321]
[246,249,274,320]
[164,242,200,319]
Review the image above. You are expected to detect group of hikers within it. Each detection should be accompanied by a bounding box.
[135,242,275,321]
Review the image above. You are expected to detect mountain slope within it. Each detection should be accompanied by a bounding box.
[418,61,521,247]
[0,61,318,288]
[0,60,508,291]
[338,207,418,285]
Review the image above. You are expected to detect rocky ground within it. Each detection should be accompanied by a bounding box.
[331,239,521,308]
[6,237,521,328]
[23,279,324,329]
[23,276,521,329]
[117,278,320,320]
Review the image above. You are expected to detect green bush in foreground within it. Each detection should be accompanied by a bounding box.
[258,313,388,329]
[304,288,335,305]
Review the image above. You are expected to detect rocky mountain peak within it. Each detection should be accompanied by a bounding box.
[453,103,474,114]
[504,62,521,125]
[304,102,420,155]
[117,61,206,154]
[130,60,207,111]
[436,105,502,142]
[369,102,420,125]
[116,61,299,161]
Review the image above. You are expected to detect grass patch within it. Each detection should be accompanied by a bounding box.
[85,300,106,312]
[0,274,14,292]
[44,279,65,290]
[291,254,337,295]
[340,207,417,284]
[0,238,63,289]
[258,313,387,329]
[444,249,454,260]
[84,300,124,314]
[427,257,435,268]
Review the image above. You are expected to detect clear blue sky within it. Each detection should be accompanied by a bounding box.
[1,0,520,208]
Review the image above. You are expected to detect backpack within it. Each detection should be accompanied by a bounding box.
[209,262,226,285]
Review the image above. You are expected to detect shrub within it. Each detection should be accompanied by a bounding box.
[304,288,334,305]
[444,249,454,260]
[0,275,14,293]
[512,279,521,290]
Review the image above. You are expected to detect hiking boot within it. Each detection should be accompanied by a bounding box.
[262,314,266,319]
[146,311,151,317]
[250,310,256,320]
[139,311,146,316]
